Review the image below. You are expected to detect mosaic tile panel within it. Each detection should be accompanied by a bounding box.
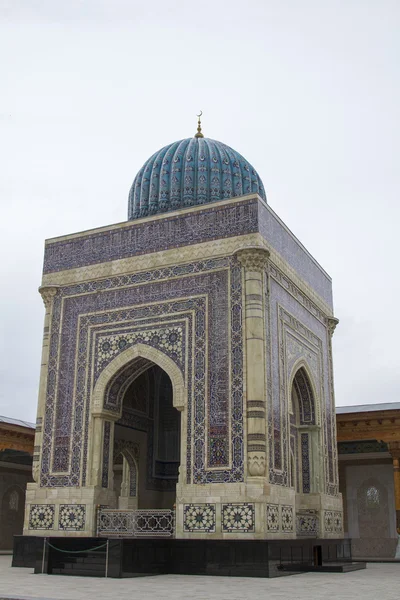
[101,421,111,488]
[59,504,86,531]
[222,503,255,533]
[266,504,279,532]
[296,511,318,537]
[301,433,310,493]
[281,506,294,532]
[183,504,216,533]
[96,325,184,378]
[29,504,55,530]
[41,257,244,488]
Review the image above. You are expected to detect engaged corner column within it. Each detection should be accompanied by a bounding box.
[34,285,59,482]
[388,442,400,533]
[236,247,269,478]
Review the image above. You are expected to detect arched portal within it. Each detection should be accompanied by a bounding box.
[91,345,185,510]
[113,364,180,509]
[289,366,320,494]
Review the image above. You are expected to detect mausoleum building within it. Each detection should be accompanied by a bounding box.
[23,123,343,541]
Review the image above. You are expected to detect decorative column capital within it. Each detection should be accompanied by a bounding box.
[235,247,270,272]
[38,286,59,310]
[327,317,339,337]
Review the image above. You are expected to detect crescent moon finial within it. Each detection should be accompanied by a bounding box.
[195,111,204,138]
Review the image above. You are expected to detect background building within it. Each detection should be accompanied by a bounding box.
[0,417,34,550]
[337,403,400,558]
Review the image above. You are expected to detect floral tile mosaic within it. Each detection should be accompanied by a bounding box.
[183,504,216,533]
[281,505,294,532]
[59,504,86,531]
[222,503,254,533]
[28,504,55,530]
[266,504,280,532]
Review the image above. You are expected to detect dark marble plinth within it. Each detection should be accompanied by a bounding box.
[13,536,353,578]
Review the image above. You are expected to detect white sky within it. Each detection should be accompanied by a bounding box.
[0,1,399,421]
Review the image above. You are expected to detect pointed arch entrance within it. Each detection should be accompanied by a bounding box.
[289,365,321,494]
[90,344,186,510]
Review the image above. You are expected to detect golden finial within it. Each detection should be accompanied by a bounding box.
[195,111,204,138]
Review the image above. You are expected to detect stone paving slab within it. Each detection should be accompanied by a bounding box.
[0,557,399,600]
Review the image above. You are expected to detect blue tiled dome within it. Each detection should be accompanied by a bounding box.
[128,137,266,220]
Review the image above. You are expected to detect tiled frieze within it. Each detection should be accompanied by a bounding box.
[43,198,259,274]
[281,505,294,532]
[183,504,216,533]
[41,257,244,488]
[28,504,55,530]
[266,503,280,532]
[59,504,86,531]
[222,503,255,533]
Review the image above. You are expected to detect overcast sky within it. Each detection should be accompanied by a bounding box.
[1,1,399,422]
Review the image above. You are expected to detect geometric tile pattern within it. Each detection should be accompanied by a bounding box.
[28,504,55,530]
[183,504,216,533]
[333,511,343,533]
[59,504,86,531]
[96,326,184,378]
[324,510,334,533]
[281,505,294,532]
[266,504,280,532]
[222,503,255,533]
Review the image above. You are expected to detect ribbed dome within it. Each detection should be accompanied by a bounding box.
[128,137,266,220]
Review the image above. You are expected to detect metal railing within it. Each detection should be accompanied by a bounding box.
[97,508,175,538]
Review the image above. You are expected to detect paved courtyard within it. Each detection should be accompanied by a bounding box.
[0,556,399,600]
